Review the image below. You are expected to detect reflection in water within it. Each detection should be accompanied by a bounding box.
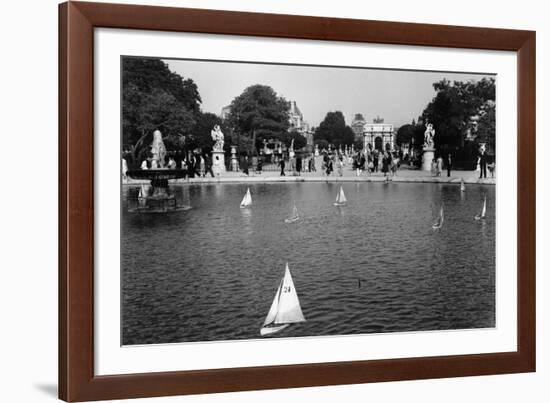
[122,182,496,345]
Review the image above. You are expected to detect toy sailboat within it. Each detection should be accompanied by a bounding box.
[432,205,444,229]
[240,187,252,208]
[260,263,306,336]
[475,196,487,220]
[284,204,300,223]
[333,186,347,206]
[460,178,466,192]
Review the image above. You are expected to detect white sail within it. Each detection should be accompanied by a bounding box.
[339,186,347,203]
[476,196,487,220]
[240,187,252,207]
[334,186,347,205]
[263,279,282,326]
[274,264,306,324]
[261,263,305,335]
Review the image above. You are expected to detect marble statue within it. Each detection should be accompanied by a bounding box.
[151,130,167,168]
[211,125,225,151]
[424,123,435,149]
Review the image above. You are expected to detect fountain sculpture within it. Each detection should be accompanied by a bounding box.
[126,130,188,213]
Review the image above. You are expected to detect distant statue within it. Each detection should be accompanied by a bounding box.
[424,123,435,149]
[150,130,167,168]
[211,125,225,151]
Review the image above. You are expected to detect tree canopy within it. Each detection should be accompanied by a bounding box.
[396,122,424,149]
[314,111,355,148]
[227,85,290,153]
[281,130,307,150]
[122,58,201,159]
[422,77,495,152]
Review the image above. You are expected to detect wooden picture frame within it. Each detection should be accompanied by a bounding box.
[59,1,536,401]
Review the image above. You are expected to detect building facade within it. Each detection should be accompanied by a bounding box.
[351,113,366,141]
[364,122,395,151]
[288,100,313,148]
[352,115,395,152]
[220,105,231,120]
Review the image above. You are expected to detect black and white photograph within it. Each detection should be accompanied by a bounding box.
[121,57,496,346]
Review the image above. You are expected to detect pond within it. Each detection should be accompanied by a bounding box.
[121,182,495,345]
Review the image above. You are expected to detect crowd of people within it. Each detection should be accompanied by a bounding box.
[122,146,494,181]
[135,152,225,178]
[348,149,401,178]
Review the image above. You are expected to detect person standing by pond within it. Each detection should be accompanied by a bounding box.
[446,153,452,177]
[337,155,344,177]
[436,156,443,177]
[359,152,366,176]
[296,154,302,176]
[256,156,263,175]
[199,155,205,177]
[204,154,214,178]
[479,149,488,179]
[242,155,250,176]
[279,158,286,176]
[310,156,316,173]
[382,151,390,177]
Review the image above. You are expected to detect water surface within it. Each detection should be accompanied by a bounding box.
[121,182,495,345]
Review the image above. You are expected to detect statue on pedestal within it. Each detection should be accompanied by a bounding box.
[211,125,225,151]
[421,122,436,172]
[289,138,295,158]
[314,144,319,157]
[424,123,435,149]
[150,130,166,168]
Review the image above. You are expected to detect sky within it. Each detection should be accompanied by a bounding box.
[165,58,493,128]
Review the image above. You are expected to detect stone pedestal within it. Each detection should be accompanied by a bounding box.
[230,146,238,171]
[212,150,226,173]
[422,148,435,171]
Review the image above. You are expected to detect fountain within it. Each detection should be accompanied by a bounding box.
[126,130,189,213]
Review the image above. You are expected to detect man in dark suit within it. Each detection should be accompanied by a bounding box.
[279,158,286,176]
[479,150,487,179]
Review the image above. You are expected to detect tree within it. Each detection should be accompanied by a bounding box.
[227,85,290,154]
[281,130,307,150]
[314,111,355,148]
[475,101,496,155]
[396,121,424,153]
[122,58,202,161]
[422,77,495,152]
[396,124,415,146]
